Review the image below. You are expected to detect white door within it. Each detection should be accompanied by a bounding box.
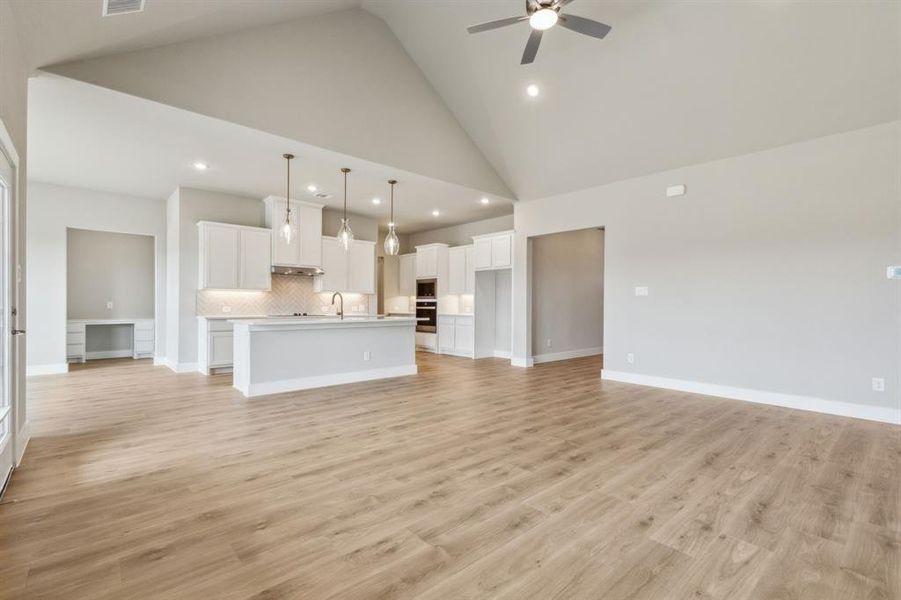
[239,229,272,290]
[348,241,375,294]
[316,237,347,292]
[399,254,415,296]
[416,247,437,278]
[473,238,492,270]
[0,141,14,491]
[297,203,322,268]
[203,224,239,289]
[447,247,466,294]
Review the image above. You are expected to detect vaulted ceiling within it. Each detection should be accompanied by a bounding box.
[14,0,901,206]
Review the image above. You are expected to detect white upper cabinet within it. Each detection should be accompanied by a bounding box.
[416,245,439,278]
[448,245,469,295]
[238,228,272,290]
[198,222,271,290]
[348,240,376,294]
[464,245,475,294]
[314,237,375,294]
[398,254,416,296]
[263,196,323,268]
[472,231,513,271]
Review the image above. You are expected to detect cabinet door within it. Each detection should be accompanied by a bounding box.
[473,238,492,270]
[416,247,437,278]
[447,247,466,294]
[269,198,300,266]
[209,331,234,367]
[455,323,474,355]
[316,237,347,292]
[491,234,512,268]
[239,229,272,290]
[399,254,415,296]
[348,242,375,294]
[202,224,239,289]
[297,203,322,267]
[438,317,455,352]
[464,246,475,294]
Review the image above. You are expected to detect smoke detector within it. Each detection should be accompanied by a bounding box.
[102,0,145,17]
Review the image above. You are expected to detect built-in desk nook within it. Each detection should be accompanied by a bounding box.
[66,319,155,363]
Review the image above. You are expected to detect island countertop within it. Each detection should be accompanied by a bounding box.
[229,316,418,331]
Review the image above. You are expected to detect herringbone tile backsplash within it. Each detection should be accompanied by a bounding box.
[196,275,371,317]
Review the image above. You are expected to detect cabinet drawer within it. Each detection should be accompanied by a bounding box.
[66,323,85,333]
[454,316,473,326]
[66,332,85,345]
[134,340,154,354]
[208,320,233,333]
[134,320,154,332]
[437,316,455,327]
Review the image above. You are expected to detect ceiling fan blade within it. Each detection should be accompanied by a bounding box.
[467,15,528,34]
[557,0,576,6]
[558,13,612,39]
[521,29,543,64]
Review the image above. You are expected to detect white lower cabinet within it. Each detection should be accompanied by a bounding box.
[438,315,473,358]
[197,318,234,374]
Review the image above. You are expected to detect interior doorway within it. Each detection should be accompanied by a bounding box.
[0,129,15,493]
[530,228,604,364]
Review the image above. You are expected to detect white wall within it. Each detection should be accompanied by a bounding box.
[26,182,167,372]
[531,229,604,359]
[67,228,155,319]
[513,121,901,423]
[406,215,513,250]
[47,8,511,198]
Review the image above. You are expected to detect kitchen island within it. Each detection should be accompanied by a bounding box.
[230,316,417,397]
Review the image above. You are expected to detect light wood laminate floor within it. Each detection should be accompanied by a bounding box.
[1,354,898,599]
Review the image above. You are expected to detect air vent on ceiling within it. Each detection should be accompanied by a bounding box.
[102,0,145,17]
[313,192,332,199]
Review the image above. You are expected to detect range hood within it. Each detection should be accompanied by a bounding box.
[271,265,323,277]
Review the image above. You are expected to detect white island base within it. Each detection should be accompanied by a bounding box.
[231,317,418,398]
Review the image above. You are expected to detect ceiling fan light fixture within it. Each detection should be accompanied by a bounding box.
[529,8,558,31]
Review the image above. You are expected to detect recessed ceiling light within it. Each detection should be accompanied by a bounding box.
[372,197,381,205]
[306,184,317,193]
[480,197,490,205]
[193,161,208,171]
[526,84,540,98]
[432,210,440,217]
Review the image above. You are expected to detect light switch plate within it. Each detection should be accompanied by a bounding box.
[635,286,649,296]
[872,377,885,392]
[106,301,114,309]
[627,353,635,364]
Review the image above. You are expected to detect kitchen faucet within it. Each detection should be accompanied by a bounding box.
[331,291,344,320]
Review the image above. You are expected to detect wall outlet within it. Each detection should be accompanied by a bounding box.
[546,338,552,348]
[635,287,649,297]
[363,351,371,361]
[106,301,114,309]
[872,377,885,392]
[627,353,635,364]
[221,306,232,313]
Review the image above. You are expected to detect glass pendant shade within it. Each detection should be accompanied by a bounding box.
[280,218,294,244]
[384,225,399,256]
[337,218,354,250]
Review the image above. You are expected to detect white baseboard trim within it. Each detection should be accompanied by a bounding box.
[26,363,69,376]
[15,420,30,466]
[493,350,512,359]
[241,364,418,398]
[511,356,534,368]
[439,350,474,359]
[533,347,603,364]
[601,369,901,425]
[85,350,133,360]
[153,356,166,366]
[164,360,199,373]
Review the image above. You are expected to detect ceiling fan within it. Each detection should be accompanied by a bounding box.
[467,0,612,65]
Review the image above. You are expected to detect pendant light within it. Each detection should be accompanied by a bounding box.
[337,167,354,250]
[384,179,400,256]
[279,153,295,244]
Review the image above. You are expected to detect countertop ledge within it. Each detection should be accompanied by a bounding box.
[230,316,418,329]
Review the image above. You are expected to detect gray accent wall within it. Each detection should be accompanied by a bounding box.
[531,229,604,358]
[67,228,155,319]
[512,121,900,419]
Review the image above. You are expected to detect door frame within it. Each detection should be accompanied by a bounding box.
[0,116,22,486]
